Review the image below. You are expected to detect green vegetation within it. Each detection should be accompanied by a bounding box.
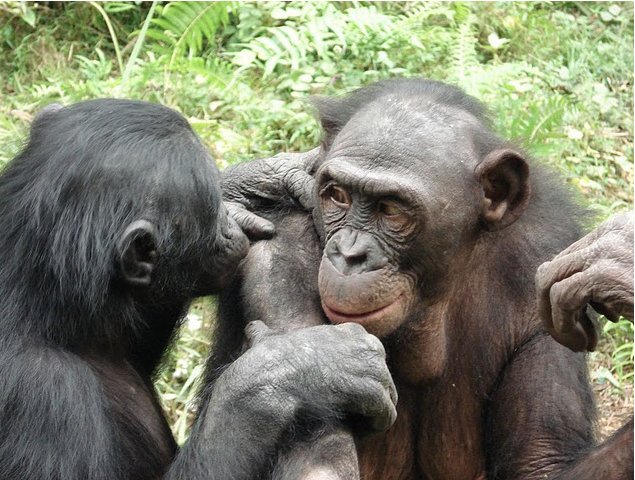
[1,1,632,442]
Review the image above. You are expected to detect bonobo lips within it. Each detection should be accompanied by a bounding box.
[322,295,404,326]
[318,256,411,337]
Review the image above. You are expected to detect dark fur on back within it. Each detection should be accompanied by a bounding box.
[0,99,225,479]
[0,99,220,351]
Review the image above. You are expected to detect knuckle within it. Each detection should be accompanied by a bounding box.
[549,280,566,304]
[334,322,367,336]
[535,265,551,291]
[364,334,386,356]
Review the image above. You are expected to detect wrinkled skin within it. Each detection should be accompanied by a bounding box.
[222,78,633,480]
[223,150,320,238]
[536,211,634,352]
[0,100,397,480]
[174,321,397,480]
[214,156,368,480]
[242,320,396,434]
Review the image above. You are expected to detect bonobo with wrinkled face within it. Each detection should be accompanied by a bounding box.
[212,79,633,480]
[315,84,529,341]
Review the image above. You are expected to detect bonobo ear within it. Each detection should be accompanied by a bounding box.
[117,220,159,287]
[312,97,347,150]
[475,149,531,231]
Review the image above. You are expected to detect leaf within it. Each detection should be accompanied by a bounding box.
[21,7,36,27]
[231,49,257,67]
[147,1,232,67]
[487,32,509,50]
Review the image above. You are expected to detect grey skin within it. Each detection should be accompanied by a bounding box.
[536,210,634,352]
[218,149,364,480]
[220,78,633,480]
[0,99,397,480]
[170,321,397,480]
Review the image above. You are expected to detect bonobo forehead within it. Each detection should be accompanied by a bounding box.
[323,98,482,200]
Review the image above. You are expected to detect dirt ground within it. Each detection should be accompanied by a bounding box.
[594,381,633,441]
[589,352,634,441]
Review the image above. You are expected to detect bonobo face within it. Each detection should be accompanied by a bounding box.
[315,160,419,338]
[185,159,249,296]
[314,102,489,338]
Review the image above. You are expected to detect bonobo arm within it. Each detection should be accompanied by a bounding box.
[222,149,321,238]
[0,343,125,480]
[536,211,634,352]
[486,334,633,480]
[167,322,397,480]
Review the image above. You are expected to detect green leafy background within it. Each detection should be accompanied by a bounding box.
[0,1,632,443]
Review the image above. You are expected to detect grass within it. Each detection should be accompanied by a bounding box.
[0,1,632,442]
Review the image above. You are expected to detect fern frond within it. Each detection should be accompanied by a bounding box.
[148,1,232,68]
[449,16,480,88]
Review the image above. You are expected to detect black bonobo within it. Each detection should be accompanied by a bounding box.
[218,78,633,480]
[0,99,396,480]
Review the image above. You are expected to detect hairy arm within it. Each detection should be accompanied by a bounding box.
[486,335,632,480]
[0,343,122,480]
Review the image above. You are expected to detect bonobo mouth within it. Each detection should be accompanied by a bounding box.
[317,257,413,337]
[322,295,405,327]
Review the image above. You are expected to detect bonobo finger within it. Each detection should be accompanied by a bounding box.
[535,246,596,331]
[283,168,316,210]
[547,308,598,352]
[245,320,272,347]
[536,244,599,293]
[351,381,398,435]
[368,392,398,433]
[225,202,275,239]
[332,322,368,336]
[385,372,398,407]
[300,147,322,172]
[364,332,387,359]
[548,268,603,351]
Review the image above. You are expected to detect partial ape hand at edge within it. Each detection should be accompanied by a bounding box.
[536,210,634,352]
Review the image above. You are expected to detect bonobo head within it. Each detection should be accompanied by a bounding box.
[0,99,247,340]
[313,79,531,338]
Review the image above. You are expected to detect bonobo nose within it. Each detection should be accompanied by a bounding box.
[325,229,387,275]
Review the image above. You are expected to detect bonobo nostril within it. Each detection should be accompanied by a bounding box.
[339,240,369,266]
[326,229,386,275]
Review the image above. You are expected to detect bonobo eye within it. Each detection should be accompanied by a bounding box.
[321,184,351,210]
[377,199,413,231]
[378,200,403,216]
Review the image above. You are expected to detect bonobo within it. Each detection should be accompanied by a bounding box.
[0,99,397,480]
[219,79,634,479]
[217,150,363,480]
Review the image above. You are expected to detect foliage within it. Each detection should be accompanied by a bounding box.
[0,1,632,439]
[147,2,232,69]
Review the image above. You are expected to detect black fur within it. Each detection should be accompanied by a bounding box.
[0,99,226,479]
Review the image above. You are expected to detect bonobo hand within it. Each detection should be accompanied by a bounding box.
[222,148,321,239]
[182,321,395,479]
[224,321,397,434]
[536,211,634,352]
